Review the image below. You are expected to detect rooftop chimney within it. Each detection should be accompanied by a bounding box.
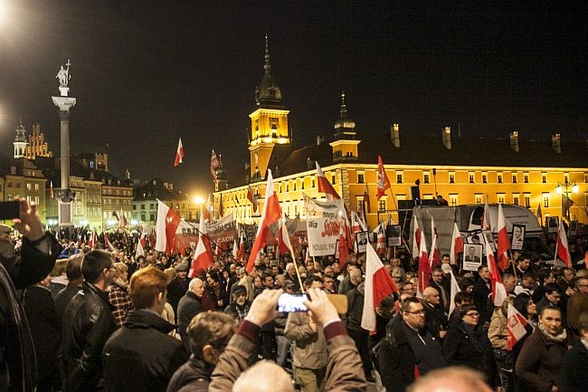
[391,123,400,148]
[442,126,452,150]
[552,134,561,154]
[510,131,519,152]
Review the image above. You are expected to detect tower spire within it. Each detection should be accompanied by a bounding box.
[340,91,348,119]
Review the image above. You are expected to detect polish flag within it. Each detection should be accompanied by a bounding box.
[247,185,258,213]
[497,203,510,270]
[417,230,431,295]
[135,234,145,258]
[449,222,464,265]
[430,217,441,267]
[174,138,184,167]
[556,220,572,267]
[448,270,461,315]
[189,206,214,278]
[337,217,349,266]
[507,303,529,350]
[376,155,391,201]
[375,223,386,255]
[88,230,98,249]
[486,239,507,307]
[278,215,294,257]
[482,195,492,231]
[411,214,421,260]
[316,162,340,200]
[104,234,116,252]
[155,200,181,255]
[246,169,282,273]
[361,242,398,331]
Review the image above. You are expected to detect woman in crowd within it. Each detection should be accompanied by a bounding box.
[443,304,499,389]
[107,261,133,327]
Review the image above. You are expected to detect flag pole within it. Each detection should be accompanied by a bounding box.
[553,221,560,266]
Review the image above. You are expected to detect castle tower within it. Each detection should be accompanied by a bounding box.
[13,119,28,158]
[330,92,360,162]
[248,35,290,181]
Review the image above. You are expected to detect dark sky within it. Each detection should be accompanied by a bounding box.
[0,1,586,195]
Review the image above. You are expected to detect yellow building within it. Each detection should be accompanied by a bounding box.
[0,159,47,223]
[214,40,588,228]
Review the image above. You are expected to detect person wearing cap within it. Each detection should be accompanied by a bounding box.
[0,223,15,258]
[224,284,251,324]
[167,261,190,319]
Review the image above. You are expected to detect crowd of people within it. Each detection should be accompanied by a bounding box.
[1,199,588,392]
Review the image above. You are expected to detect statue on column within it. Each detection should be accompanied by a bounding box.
[56,60,71,87]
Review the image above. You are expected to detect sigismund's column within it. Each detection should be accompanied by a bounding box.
[52,59,76,227]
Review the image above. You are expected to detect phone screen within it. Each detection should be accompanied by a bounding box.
[276,293,308,312]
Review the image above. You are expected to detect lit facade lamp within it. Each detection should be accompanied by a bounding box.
[555,180,579,221]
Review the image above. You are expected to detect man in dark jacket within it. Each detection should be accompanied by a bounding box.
[55,253,84,323]
[61,250,118,392]
[167,311,236,392]
[167,261,190,317]
[177,277,205,349]
[346,280,374,381]
[0,199,60,392]
[102,266,189,392]
[561,312,588,392]
[378,297,446,392]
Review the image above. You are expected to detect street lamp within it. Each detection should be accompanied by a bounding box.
[555,180,579,221]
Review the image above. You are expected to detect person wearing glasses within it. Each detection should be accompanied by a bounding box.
[61,250,118,392]
[378,297,446,392]
[443,304,499,389]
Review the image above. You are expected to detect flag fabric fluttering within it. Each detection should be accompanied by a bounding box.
[118,208,128,230]
[189,206,214,278]
[497,203,510,271]
[376,155,391,201]
[277,214,291,256]
[562,195,575,219]
[88,230,98,249]
[507,303,529,350]
[316,162,341,200]
[135,233,145,258]
[482,195,492,231]
[246,169,282,273]
[556,220,572,268]
[411,214,421,260]
[486,239,507,307]
[430,217,441,267]
[536,203,543,226]
[247,185,258,213]
[449,222,464,265]
[174,138,184,167]
[417,230,430,296]
[337,217,349,266]
[210,149,220,182]
[361,242,398,331]
[155,200,181,255]
[236,232,245,262]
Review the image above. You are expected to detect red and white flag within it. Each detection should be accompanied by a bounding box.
[88,230,98,249]
[278,214,294,256]
[118,208,128,230]
[411,214,421,260]
[507,303,529,350]
[236,232,245,262]
[135,233,145,258]
[430,216,441,267]
[155,200,181,255]
[361,242,398,331]
[449,222,464,265]
[316,162,340,200]
[210,149,220,182]
[247,185,258,213]
[337,216,350,265]
[482,195,492,231]
[174,138,184,167]
[376,155,391,201]
[486,239,507,307]
[189,206,214,278]
[497,203,510,270]
[246,169,282,273]
[104,234,116,252]
[556,220,572,267]
[417,230,431,295]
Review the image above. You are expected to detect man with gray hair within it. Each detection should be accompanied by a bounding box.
[177,278,205,350]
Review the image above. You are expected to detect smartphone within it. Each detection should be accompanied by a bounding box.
[276,293,308,312]
[0,201,19,220]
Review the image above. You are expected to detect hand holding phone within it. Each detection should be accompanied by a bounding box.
[276,293,308,312]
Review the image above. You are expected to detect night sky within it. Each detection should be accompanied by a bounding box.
[0,1,586,195]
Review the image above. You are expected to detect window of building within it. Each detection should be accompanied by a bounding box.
[311,176,315,188]
[449,172,455,184]
[331,174,336,185]
[141,205,145,210]
[357,173,365,184]
[543,193,549,207]
[497,193,505,204]
[150,213,156,221]
[512,174,517,183]
[269,117,279,130]
[26,183,31,191]
[396,172,403,184]
[449,194,458,206]
[474,194,483,204]
[524,193,531,208]
[469,172,475,184]
[378,199,386,212]
[356,197,365,217]
[513,194,520,205]
[423,172,430,184]
[482,173,488,184]
[584,173,588,183]
[497,173,503,184]
[524,173,529,183]
[542,173,547,183]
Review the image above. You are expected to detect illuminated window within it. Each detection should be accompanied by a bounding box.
[543,193,549,207]
[378,199,386,212]
[331,174,336,184]
[524,173,529,183]
[357,173,365,184]
[449,172,455,184]
[524,194,531,207]
[513,194,520,205]
[469,172,474,184]
[512,174,517,183]
[482,173,488,184]
[423,172,430,184]
[497,193,505,204]
[542,173,547,183]
[474,194,483,204]
[449,194,458,206]
[497,173,503,184]
[396,172,403,184]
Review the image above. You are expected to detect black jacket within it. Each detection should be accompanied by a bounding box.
[103,309,189,392]
[55,283,82,325]
[177,291,204,350]
[167,277,189,315]
[561,338,588,392]
[0,233,60,392]
[166,356,214,392]
[61,281,117,392]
